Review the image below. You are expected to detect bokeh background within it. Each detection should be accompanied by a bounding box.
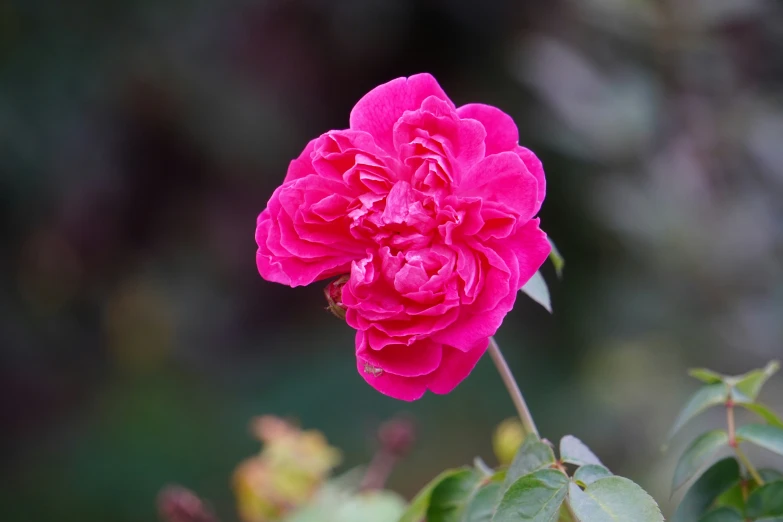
[2,0,783,520]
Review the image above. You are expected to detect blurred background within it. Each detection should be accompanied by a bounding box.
[2,0,783,520]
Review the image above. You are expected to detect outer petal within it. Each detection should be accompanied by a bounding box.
[455,104,546,213]
[357,330,443,377]
[456,103,519,155]
[255,210,291,285]
[457,152,538,221]
[427,340,488,394]
[515,146,546,213]
[509,218,551,289]
[356,356,428,401]
[355,338,489,400]
[349,74,454,155]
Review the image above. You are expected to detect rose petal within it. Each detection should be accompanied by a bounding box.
[349,74,454,155]
[457,152,538,221]
[427,340,488,394]
[515,146,546,214]
[457,103,519,156]
[355,355,429,401]
[509,218,551,288]
[357,331,443,377]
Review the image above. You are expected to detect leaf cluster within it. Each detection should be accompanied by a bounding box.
[398,434,662,522]
[668,361,783,522]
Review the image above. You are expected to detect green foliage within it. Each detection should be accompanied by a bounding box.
[746,481,783,519]
[672,430,730,492]
[494,469,568,522]
[572,465,612,487]
[395,360,781,522]
[520,237,567,311]
[401,431,661,522]
[669,361,783,522]
[504,434,556,489]
[688,368,726,384]
[667,383,730,442]
[521,271,552,313]
[672,459,741,522]
[560,435,603,467]
[740,403,783,429]
[730,361,779,404]
[567,477,663,522]
[736,424,783,458]
[698,506,743,522]
[398,468,471,522]
[548,239,565,279]
[287,475,406,522]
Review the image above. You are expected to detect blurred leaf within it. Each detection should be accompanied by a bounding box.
[747,481,783,519]
[427,468,502,522]
[462,481,504,522]
[560,435,603,467]
[504,434,556,489]
[730,361,779,404]
[399,468,470,522]
[698,507,743,522]
[713,481,744,514]
[493,469,568,522]
[548,238,565,279]
[736,424,783,457]
[566,477,663,522]
[761,469,783,482]
[573,465,612,487]
[672,458,740,522]
[672,430,730,492]
[689,369,725,384]
[738,403,783,428]
[521,271,551,313]
[667,384,729,443]
[288,490,406,522]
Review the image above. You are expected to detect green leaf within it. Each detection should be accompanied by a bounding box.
[713,481,744,514]
[698,507,743,522]
[667,383,729,442]
[560,435,603,467]
[672,430,730,492]
[399,468,469,522]
[760,469,783,482]
[521,271,551,313]
[504,434,557,490]
[738,403,783,428]
[747,481,783,519]
[672,458,740,522]
[736,424,783,457]
[730,361,779,404]
[689,368,725,384]
[566,477,663,522]
[425,470,507,522]
[573,465,612,487]
[289,489,406,522]
[462,481,504,522]
[493,469,568,522]
[548,239,565,279]
[333,491,408,522]
[426,469,482,522]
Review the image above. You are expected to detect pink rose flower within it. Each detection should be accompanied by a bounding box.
[256,73,551,401]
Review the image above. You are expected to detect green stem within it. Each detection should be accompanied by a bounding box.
[487,336,539,438]
[735,445,765,487]
[727,401,764,486]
